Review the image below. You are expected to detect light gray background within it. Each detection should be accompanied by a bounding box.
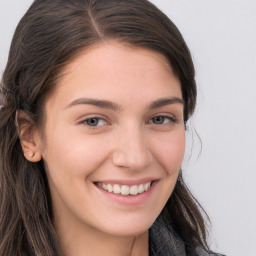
[1,0,256,255]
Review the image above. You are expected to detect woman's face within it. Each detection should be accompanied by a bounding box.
[37,42,185,237]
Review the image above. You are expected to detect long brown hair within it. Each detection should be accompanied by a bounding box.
[0,0,209,255]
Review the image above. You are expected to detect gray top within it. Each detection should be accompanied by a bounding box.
[149,215,225,256]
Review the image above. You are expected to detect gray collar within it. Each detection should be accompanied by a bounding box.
[149,215,223,256]
[149,215,186,256]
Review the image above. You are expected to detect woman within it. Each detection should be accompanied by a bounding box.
[0,0,224,255]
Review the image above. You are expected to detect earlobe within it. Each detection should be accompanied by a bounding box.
[16,110,42,162]
[23,150,42,162]
[20,129,42,162]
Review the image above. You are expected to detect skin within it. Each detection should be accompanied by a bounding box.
[21,41,185,256]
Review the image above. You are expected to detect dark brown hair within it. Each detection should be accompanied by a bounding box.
[0,0,209,255]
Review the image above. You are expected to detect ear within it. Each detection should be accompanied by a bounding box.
[16,111,42,162]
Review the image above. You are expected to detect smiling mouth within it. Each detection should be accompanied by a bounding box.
[95,182,152,196]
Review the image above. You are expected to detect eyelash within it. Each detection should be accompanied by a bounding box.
[79,115,177,129]
[79,116,109,128]
[148,115,177,125]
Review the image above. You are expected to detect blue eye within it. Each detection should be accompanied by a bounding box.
[85,118,106,127]
[150,116,175,125]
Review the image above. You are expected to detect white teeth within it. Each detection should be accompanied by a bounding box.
[98,181,152,196]
[113,184,121,194]
[129,185,138,195]
[121,185,129,196]
[102,183,107,190]
[107,184,113,193]
[138,184,144,194]
[144,182,150,191]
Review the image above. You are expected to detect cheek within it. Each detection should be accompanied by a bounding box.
[42,128,110,179]
[152,130,185,174]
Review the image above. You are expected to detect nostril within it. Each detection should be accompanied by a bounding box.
[112,150,152,171]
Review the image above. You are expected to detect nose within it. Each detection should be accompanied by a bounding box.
[112,126,153,171]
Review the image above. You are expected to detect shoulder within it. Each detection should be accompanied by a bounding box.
[196,243,226,256]
[196,245,226,256]
[149,215,225,256]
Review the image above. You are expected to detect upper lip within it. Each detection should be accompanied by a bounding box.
[94,178,158,186]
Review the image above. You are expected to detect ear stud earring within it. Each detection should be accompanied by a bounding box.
[28,152,35,158]
[25,151,41,162]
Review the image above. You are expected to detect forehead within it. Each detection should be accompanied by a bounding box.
[62,41,174,79]
[46,41,182,110]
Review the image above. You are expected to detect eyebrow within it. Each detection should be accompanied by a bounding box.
[147,97,184,110]
[66,98,121,111]
[66,97,184,111]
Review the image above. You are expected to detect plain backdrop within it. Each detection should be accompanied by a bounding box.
[1,1,256,255]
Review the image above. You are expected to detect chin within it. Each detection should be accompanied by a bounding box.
[97,215,157,237]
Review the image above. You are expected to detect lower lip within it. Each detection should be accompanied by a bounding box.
[94,181,157,206]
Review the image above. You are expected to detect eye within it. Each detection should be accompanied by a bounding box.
[149,115,176,125]
[84,117,107,127]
